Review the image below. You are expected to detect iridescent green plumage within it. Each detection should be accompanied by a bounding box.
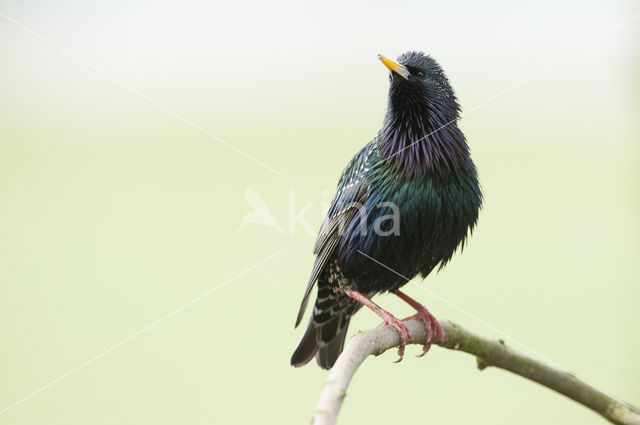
[292,51,482,369]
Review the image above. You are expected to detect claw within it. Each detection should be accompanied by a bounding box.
[343,289,419,364]
[403,306,444,355]
[393,349,404,363]
[393,290,446,356]
[380,314,413,363]
[419,340,433,356]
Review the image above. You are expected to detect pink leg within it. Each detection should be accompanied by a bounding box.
[394,290,445,356]
[345,289,413,362]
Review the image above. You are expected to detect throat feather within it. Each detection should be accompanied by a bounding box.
[377,116,467,175]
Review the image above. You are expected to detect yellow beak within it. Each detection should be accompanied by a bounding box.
[378,54,410,80]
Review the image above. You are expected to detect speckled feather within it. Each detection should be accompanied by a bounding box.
[292,51,483,369]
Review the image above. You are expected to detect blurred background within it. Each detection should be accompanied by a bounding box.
[1,0,639,424]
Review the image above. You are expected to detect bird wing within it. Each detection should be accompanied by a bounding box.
[295,141,375,327]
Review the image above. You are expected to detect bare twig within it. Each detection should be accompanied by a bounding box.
[312,319,640,425]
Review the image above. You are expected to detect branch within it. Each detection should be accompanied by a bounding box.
[312,319,640,425]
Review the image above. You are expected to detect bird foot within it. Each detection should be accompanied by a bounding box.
[403,307,444,356]
[377,313,414,362]
[344,289,415,363]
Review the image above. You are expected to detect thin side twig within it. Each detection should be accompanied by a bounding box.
[312,319,640,425]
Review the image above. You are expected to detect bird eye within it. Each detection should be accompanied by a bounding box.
[416,71,425,78]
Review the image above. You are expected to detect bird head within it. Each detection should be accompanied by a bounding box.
[378,51,460,126]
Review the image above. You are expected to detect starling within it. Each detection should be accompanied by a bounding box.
[291,51,482,369]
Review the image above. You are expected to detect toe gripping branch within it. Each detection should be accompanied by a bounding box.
[344,289,413,362]
[343,289,445,362]
[394,290,445,355]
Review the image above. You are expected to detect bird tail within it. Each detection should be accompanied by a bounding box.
[290,315,351,369]
[291,288,356,369]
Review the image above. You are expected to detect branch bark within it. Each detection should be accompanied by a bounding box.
[312,319,640,425]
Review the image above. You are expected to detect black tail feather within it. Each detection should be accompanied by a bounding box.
[290,315,352,370]
[316,323,349,369]
[292,271,359,369]
[290,320,319,367]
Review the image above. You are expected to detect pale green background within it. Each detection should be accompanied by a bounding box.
[1,1,639,424]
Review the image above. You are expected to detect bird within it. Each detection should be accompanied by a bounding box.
[291,51,482,369]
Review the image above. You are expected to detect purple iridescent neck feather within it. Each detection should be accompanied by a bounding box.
[377,99,469,176]
[376,54,470,176]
